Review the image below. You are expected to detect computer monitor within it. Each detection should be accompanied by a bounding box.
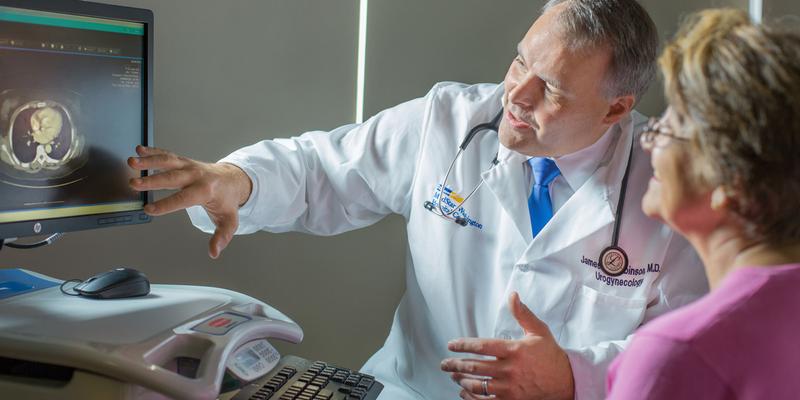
[0,0,153,240]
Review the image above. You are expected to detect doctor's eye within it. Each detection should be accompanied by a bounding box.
[543,84,564,104]
[514,55,526,67]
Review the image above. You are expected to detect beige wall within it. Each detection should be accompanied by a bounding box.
[364,0,543,117]
[637,0,748,116]
[0,0,777,371]
[765,0,800,19]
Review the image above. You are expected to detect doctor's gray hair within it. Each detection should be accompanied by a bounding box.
[543,0,658,101]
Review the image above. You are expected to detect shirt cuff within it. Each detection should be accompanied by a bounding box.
[218,156,259,220]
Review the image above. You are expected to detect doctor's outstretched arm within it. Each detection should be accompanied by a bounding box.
[128,145,253,258]
[129,84,434,258]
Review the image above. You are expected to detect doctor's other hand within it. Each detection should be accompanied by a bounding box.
[441,292,575,400]
[127,145,252,259]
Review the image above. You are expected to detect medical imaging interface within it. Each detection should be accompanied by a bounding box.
[0,6,145,224]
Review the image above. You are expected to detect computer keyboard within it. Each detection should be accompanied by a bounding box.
[228,355,383,400]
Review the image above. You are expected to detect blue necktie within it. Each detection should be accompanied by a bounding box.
[528,157,561,238]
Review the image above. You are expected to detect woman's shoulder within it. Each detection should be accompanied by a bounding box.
[611,264,800,399]
[640,263,800,341]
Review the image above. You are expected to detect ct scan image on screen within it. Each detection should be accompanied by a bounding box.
[0,6,146,224]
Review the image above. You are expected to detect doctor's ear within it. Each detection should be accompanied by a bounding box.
[602,95,635,125]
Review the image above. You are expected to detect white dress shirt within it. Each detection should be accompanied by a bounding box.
[525,124,619,214]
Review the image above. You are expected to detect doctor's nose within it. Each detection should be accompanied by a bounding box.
[506,75,544,110]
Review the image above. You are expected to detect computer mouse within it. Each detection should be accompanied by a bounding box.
[73,267,150,299]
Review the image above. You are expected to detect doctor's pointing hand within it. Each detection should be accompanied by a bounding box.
[128,145,252,259]
[442,292,574,400]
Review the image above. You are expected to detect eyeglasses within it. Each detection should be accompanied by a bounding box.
[640,116,691,149]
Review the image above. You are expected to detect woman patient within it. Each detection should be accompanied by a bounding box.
[606,9,800,399]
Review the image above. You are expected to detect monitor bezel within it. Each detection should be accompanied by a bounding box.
[0,0,154,240]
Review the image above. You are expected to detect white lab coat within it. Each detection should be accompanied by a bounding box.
[188,82,708,400]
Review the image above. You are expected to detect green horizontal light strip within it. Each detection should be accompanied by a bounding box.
[0,201,143,223]
[0,6,144,36]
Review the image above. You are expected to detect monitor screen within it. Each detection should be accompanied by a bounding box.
[0,1,153,240]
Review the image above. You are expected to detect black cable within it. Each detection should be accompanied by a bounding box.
[4,233,64,249]
[59,279,82,296]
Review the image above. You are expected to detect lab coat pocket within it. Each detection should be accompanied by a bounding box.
[560,285,647,348]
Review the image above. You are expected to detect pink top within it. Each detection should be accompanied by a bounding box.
[606,263,800,399]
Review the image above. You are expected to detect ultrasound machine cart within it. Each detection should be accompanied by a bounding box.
[0,269,382,400]
[0,269,302,399]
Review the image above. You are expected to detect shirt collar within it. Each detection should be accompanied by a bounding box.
[521,122,619,192]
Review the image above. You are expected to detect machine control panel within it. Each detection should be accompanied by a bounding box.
[226,339,281,382]
[192,311,252,335]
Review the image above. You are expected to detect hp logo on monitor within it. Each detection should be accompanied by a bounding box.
[33,222,42,234]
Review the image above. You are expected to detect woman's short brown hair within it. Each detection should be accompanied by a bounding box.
[660,8,800,243]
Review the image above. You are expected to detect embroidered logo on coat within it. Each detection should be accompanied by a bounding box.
[429,184,484,229]
[579,255,661,288]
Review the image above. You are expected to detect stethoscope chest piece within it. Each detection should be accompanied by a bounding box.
[599,246,628,276]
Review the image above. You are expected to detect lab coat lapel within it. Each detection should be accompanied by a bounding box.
[524,169,614,262]
[482,146,532,243]
[524,119,634,263]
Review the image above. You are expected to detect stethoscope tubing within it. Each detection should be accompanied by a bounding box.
[611,134,635,248]
[435,110,504,218]
[436,148,494,219]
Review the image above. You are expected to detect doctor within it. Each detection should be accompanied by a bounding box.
[129,0,707,398]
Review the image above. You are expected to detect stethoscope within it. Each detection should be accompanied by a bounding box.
[423,108,635,277]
